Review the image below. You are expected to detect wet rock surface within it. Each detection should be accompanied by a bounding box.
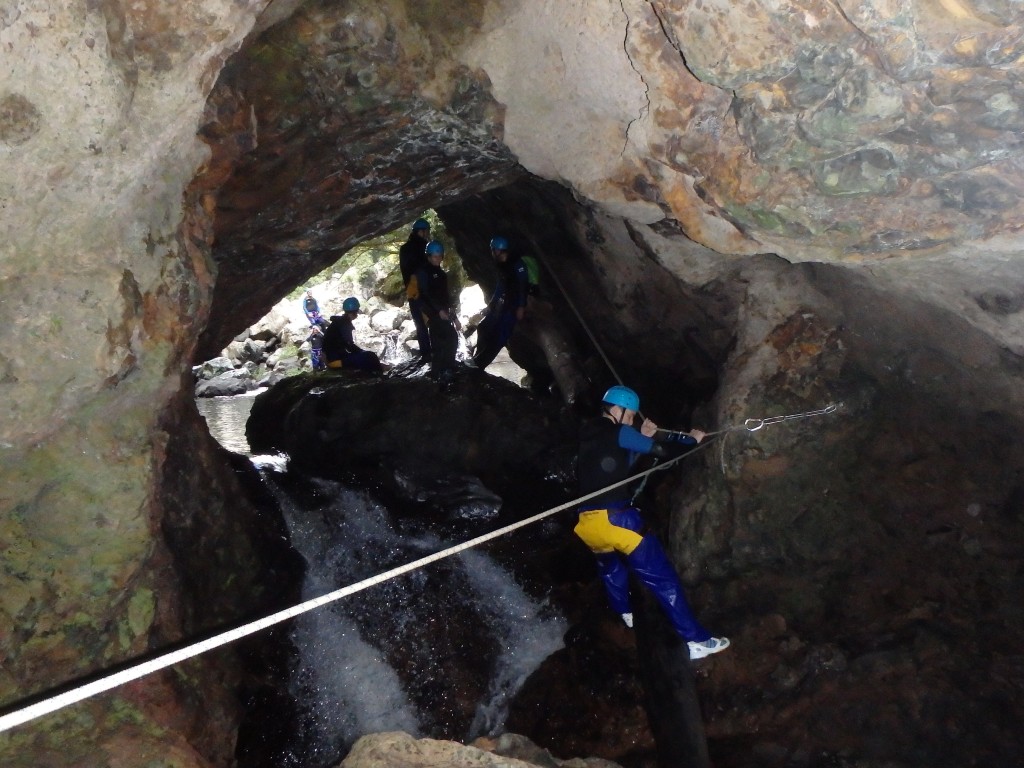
[247,368,579,516]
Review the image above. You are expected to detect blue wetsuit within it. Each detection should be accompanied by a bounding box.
[575,416,710,641]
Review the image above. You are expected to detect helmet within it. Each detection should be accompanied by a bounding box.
[490,236,509,251]
[602,385,640,412]
[342,297,360,312]
[425,240,445,256]
[412,218,430,231]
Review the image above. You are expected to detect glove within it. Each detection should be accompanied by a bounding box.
[666,431,698,446]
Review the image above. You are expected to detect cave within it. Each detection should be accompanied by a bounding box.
[3,2,1024,768]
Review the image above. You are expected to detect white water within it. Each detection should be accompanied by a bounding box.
[461,548,567,738]
[262,474,565,762]
[279,483,421,756]
[196,393,563,762]
[195,390,262,455]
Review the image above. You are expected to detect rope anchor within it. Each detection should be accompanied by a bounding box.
[741,402,841,432]
[661,402,841,439]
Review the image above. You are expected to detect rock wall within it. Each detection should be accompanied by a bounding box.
[1,1,270,764]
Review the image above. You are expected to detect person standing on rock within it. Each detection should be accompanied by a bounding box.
[575,385,730,660]
[408,240,461,385]
[470,236,529,371]
[322,297,383,373]
[307,325,326,371]
[399,218,433,364]
[302,290,328,330]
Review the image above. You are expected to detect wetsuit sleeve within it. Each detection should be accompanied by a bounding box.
[618,425,655,454]
[340,321,360,354]
[488,278,504,310]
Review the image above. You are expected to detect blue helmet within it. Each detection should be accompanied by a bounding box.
[412,218,430,231]
[490,236,509,251]
[602,385,640,411]
[342,297,360,312]
[425,240,444,256]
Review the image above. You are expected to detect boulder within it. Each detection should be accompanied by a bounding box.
[246,371,578,511]
[369,307,403,333]
[340,732,624,768]
[198,356,236,380]
[195,369,258,398]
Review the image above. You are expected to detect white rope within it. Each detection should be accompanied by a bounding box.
[0,453,695,735]
[522,233,626,390]
[659,402,841,438]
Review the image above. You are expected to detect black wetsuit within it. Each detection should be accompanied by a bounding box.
[322,315,381,372]
[412,262,458,377]
[400,234,431,359]
[472,255,529,370]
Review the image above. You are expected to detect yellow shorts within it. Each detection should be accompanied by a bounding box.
[573,509,643,556]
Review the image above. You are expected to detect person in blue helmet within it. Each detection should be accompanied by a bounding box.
[408,240,461,384]
[470,236,530,370]
[322,297,383,373]
[575,385,730,660]
[399,218,433,363]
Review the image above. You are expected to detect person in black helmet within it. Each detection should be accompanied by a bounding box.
[408,240,461,384]
[576,385,730,660]
[399,218,433,363]
[471,235,529,371]
[322,297,383,373]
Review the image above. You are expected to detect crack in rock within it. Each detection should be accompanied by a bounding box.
[620,0,651,158]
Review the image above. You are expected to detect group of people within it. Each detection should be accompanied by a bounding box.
[399,218,534,384]
[305,218,536,382]
[304,292,383,373]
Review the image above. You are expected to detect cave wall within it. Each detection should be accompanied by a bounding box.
[2,0,1024,766]
[656,254,1024,763]
[0,2,272,765]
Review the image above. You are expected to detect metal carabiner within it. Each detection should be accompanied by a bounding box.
[743,403,840,432]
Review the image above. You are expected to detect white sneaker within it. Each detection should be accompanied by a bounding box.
[688,636,730,660]
[620,612,634,628]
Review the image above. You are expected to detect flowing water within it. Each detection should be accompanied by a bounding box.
[196,390,262,455]
[197,395,567,766]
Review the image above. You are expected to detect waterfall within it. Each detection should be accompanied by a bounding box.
[259,470,566,765]
[461,548,567,739]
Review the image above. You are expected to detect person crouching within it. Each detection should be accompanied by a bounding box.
[322,297,383,373]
